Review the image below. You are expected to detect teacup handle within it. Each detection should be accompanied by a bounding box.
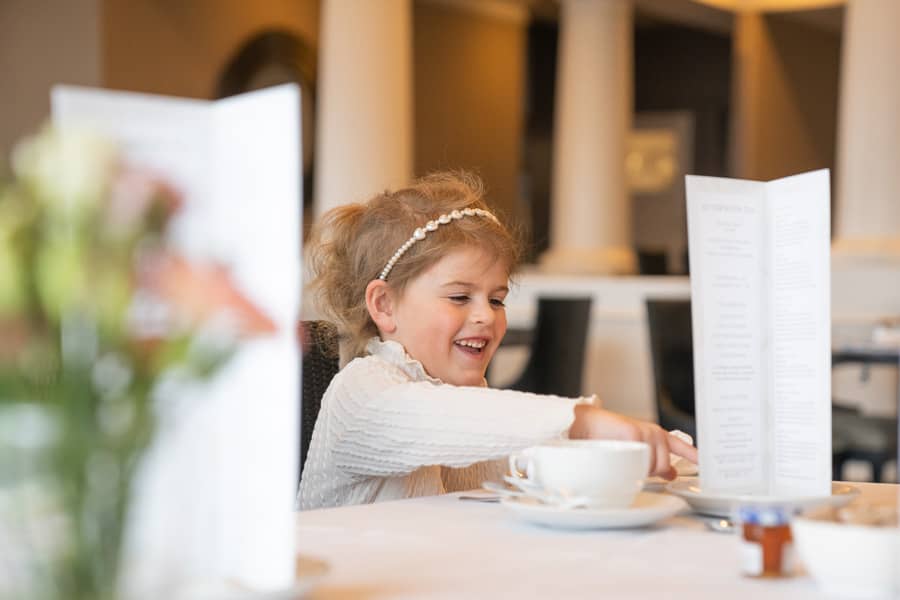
[508,449,534,481]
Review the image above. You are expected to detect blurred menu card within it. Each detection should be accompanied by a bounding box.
[53,84,301,596]
[686,170,831,497]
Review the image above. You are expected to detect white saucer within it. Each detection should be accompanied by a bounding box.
[666,477,861,518]
[500,491,687,530]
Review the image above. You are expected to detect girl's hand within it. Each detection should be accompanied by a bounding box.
[569,405,698,480]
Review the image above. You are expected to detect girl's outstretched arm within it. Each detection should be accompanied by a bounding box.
[330,374,586,478]
[569,404,698,480]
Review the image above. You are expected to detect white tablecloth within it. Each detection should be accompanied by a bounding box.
[295,483,897,599]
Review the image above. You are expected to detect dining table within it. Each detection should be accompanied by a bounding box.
[295,481,898,599]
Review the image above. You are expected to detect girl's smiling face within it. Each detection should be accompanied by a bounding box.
[382,247,509,386]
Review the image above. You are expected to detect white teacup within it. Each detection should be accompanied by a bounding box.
[508,440,650,509]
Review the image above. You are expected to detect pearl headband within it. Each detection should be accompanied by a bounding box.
[377,207,500,281]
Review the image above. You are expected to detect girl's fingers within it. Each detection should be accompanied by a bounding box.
[656,464,677,481]
[667,434,699,464]
[653,432,672,477]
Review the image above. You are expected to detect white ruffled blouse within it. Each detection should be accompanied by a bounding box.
[297,338,590,510]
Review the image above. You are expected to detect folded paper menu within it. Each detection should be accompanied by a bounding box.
[52,84,301,595]
[686,170,831,497]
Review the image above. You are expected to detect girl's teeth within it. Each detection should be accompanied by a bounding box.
[456,340,486,349]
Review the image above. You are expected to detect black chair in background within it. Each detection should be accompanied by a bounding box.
[831,405,897,482]
[830,351,899,482]
[637,250,669,275]
[645,299,697,440]
[299,320,340,481]
[502,297,593,398]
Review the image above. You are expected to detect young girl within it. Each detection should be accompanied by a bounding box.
[297,172,696,510]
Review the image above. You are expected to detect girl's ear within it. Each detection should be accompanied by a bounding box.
[365,279,397,334]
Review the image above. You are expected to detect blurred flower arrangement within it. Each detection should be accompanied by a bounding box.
[0,126,275,600]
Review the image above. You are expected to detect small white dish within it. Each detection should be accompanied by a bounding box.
[666,477,860,518]
[500,491,687,530]
[793,508,899,599]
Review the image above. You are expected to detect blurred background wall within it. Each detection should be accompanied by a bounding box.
[1,0,852,270]
[0,0,102,163]
[2,0,898,456]
[414,1,527,225]
[101,0,320,99]
[729,11,841,183]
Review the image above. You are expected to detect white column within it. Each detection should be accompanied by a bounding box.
[541,0,635,275]
[313,0,413,217]
[830,0,900,424]
[833,0,900,260]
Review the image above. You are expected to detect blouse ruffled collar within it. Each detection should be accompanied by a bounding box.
[366,338,443,384]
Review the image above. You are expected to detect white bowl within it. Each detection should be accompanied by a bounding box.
[792,509,899,599]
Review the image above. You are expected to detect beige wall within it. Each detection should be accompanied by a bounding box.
[2,0,525,229]
[413,2,527,224]
[0,0,102,168]
[102,0,319,99]
[0,0,318,168]
[730,12,841,182]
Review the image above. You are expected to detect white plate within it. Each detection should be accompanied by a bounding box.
[666,477,861,518]
[500,491,687,530]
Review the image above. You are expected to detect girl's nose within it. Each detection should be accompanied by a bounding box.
[470,300,494,324]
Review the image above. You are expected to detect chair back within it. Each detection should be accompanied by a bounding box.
[508,297,592,398]
[637,250,668,275]
[300,320,340,481]
[645,299,697,439]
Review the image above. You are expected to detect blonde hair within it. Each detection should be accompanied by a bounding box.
[307,171,521,358]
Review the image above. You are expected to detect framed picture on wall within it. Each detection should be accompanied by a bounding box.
[629,111,694,275]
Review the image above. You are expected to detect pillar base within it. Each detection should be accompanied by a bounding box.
[539,246,636,275]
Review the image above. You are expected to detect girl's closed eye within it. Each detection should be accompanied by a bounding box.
[448,295,470,303]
